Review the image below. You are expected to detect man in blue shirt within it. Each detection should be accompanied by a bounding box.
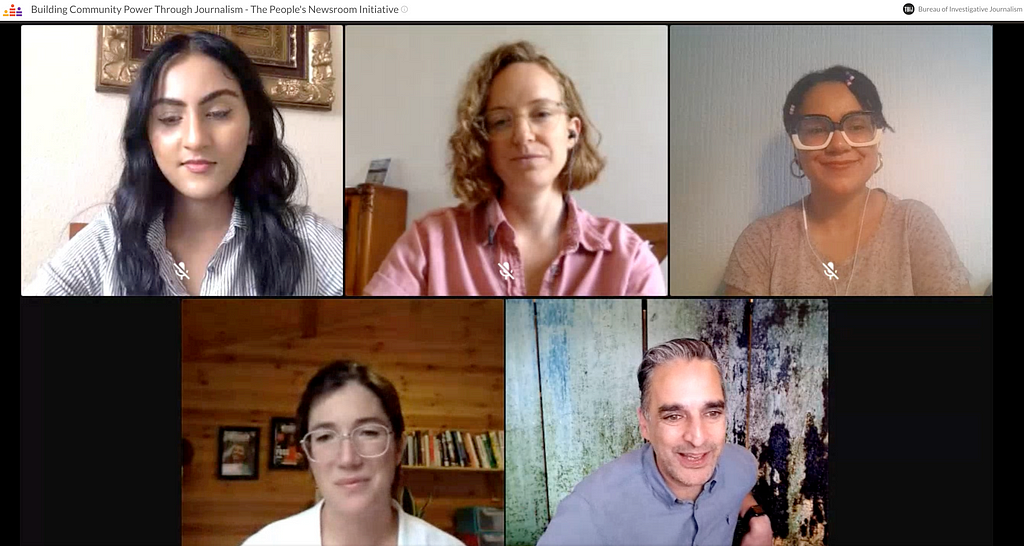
[537,339,773,546]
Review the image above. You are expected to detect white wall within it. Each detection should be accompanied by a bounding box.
[20,25,345,289]
[345,25,669,280]
[670,25,992,295]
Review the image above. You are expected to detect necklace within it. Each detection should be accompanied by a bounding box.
[802,188,872,296]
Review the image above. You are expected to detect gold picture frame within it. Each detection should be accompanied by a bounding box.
[96,25,335,110]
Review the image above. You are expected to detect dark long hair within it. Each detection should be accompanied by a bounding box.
[113,31,306,295]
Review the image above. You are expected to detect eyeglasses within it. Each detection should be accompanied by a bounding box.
[478,100,568,139]
[300,424,392,462]
[791,111,883,151]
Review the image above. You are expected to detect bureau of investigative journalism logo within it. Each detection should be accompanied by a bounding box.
[903,3,915,14]
[3,4,22,16]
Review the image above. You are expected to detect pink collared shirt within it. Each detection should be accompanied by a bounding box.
[363,196,666,296]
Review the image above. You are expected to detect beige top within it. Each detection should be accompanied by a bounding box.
[724,190,971,295]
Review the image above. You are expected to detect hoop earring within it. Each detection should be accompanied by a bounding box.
[874,153,883,174]
[790,157,805,179]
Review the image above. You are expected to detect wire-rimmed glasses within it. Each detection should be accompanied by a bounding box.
[477,100,568,140]
[300,423,393,462]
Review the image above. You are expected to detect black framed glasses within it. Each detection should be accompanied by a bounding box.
[790,111,883,151]
[300,424,392,462]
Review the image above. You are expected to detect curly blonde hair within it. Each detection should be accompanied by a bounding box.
[448,41,606,206]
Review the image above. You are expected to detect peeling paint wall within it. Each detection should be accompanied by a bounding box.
[747,299,829,546]
[505,300,550,545]
[535,300,644,521]
[506,299,828,546]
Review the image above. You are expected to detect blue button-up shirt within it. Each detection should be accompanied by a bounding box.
[537,442,757,546]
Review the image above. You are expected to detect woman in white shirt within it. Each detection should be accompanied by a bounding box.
[242,361,463,546]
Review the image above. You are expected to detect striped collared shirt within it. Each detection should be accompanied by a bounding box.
[24,200,345,296]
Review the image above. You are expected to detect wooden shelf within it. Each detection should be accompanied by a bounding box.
[404,465,503,472]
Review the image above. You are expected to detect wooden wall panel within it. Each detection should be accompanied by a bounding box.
[181,299,505,546]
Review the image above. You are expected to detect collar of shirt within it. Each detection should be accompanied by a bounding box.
[142,198,247,295]
[478,194,613,254]
[145,198,247,254]
[640,442,722,508]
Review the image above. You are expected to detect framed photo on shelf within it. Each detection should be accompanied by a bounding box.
[364,158,392,185]
[269,417,307,470]
[218,427,260,480]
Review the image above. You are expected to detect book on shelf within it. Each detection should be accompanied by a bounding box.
[450,428,462,467]
[425,432,434,466]
[445,431,457,467]
[439,433,449,467]
[484,433,496,468]
[421,431,429,466]
[463,431,480,468]
[489,431,503,469]
[454,430,468,467]
[474,434,484,468]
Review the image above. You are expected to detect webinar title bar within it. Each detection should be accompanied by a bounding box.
[7,1,1024,21]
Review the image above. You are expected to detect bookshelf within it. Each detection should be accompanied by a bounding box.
[401,428,505,471]
[404,465,503,472]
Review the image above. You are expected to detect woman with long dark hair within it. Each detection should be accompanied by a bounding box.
[25,31,344,296]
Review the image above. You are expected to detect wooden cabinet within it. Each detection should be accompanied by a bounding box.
[344,183,408,295]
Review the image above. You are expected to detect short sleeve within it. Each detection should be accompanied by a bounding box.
[537,491,605,546]
[300,211,346,296]
[904,201,972,295]
[723,220,773,295]
[362,221,429,296]
[626,241,667,296]
[736,444,758,493]
[23,210,115,296]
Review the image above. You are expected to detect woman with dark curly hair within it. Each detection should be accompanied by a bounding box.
[363,41,665,296]
[24,31,344,296]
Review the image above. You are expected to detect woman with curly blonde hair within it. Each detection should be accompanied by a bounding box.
[363,41,665,296]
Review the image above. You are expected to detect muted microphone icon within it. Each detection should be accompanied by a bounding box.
[823,262,838,280]
[174,261,190,280]
[498,261,514,281]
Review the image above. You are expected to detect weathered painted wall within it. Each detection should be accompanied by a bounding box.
[505,299,550,544]
[747,299,829,545]
[506,299,829,546]
[535,300,644,521]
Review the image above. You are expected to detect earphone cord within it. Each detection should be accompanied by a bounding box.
[802,187,872,296]
[566,146,576,192]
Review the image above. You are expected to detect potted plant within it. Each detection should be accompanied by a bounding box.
[400,486,432,519]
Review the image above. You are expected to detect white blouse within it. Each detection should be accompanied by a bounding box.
[241,499,465,546]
